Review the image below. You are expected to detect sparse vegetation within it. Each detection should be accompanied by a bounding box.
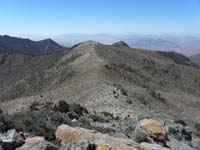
[102,111,114,118]
[168,127,177,135]
[89,113,105,122]
[194,123,200,137]
[194,123,200,131]
[174,119,187,126]
[69,54,82,62]
[0,54,7,65]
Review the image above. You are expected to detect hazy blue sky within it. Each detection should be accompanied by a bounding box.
[0,0,200,36]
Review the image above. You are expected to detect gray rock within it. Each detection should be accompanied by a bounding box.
[66,111,79,120]
[135,123,150,143]
[76,140,95,150]
[167,124,193,141]
[140,142,170,150]
[0,129,25,150]
[16,136,58,150]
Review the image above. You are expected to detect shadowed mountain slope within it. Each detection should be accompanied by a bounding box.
[112,41,130,48]
[0,35,66,55]
[190,53,200,65]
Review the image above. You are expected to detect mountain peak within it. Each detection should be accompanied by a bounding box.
[112,41,129,48]
[0,35,65,55]
[72,41,99,49]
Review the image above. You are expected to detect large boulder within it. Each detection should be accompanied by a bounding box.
[16,136,58,150]
[135,119,167,145]
[55,124,140,150]
[0,129,25,150]
[53,100,70,113]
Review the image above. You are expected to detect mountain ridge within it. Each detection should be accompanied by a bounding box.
[0,40,200,149]
[0,35,66,55]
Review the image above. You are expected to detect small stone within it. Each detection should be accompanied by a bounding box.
[66,111,79,120]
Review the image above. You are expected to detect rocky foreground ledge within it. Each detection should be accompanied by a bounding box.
[0,122,169,150]
[0,100,199,150]
[14,123,169,150]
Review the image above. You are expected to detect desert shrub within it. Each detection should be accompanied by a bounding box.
[89,113,104,122]
[0,54,7,65]
[168,127,177,135]
[102,111,114,118]
[174,119,187,126]
[29,101,40,111]
[102,111,120,120]
[138,95,147,105]
[126,99,132,104]
[194,123,200,131]
[175,133,183,141]
[69,54,81,62]
[121,88,128,96]
[168,127,183,141]
[194,131,200,137]
[194,123,200,137]
[69,103,88,116]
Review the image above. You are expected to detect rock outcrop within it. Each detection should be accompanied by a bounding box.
[0,129,25,150]
[16,136,57,150]
[55,124,140,150]
[135,119,167,145]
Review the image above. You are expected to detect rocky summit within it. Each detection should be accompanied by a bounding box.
[0,38,200,150]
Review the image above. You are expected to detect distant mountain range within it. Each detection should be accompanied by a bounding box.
[126,38,181,51]
[52,34,200,56]
[0,35,65,55]
[1,34,200,58]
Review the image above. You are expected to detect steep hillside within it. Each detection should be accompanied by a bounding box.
[0,41,200,149]
[0,41,199,121]
[0,35,65,55]
[190,53,200,65]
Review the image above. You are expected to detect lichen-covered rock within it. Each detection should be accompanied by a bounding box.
[16,136,58,150]
[135,119,167,145]
[55,124,140,150]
